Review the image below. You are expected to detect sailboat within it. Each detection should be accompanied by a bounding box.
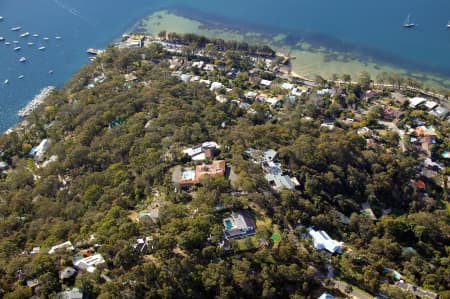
[447,21,450,28]
[403,14,416,28]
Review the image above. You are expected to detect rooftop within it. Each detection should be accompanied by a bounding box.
[223,211,256,239]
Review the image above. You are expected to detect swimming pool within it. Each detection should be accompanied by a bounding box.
[224,219,234,230]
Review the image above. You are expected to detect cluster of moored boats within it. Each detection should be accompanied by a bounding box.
[1,16,59,84]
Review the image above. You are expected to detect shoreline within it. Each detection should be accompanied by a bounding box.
[137,9,450,90]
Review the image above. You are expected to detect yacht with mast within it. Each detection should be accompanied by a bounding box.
[403,14,416,28]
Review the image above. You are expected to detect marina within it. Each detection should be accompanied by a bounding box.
[17,86,55,117]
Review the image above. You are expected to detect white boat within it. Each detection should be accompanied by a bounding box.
[18,75,24,79]
[48,70,54,74]
[55,36,62,40]
[19,57,26,63]
[0,16,4,21]
[4,79,9,84]
[27,42,34,46]
[403,14,416,28]
[38,46,46,51]
[20,32,30,38]
[447,21,450,28]
[32,34,39,37]
[0,37,4,41]
[11,26,21,31]
[43,37,49,41]
[5,42,11,45]
[14,46,21,51]
[13,40,19,44]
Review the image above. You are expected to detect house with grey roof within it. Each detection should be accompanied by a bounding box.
[429,105,449,119]
[245,148,299,191]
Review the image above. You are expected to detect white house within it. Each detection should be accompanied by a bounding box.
[29,139,49,158]
[56,288,83,299]
[192,61,204,68]
[264,97,280,107]
[308,228,343,253]
[210,82,224,91]
[317,88,334,96]
[74,253,106,273]
[424,101,438,110]
[409,97,427,108]
[260,79,272,87]
[48,241,74,254]
[183,141,220,161]
[199,79,211,86]
[245,91,258,99]
[281,82,294,90]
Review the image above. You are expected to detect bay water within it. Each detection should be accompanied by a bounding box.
[1,0,449,132]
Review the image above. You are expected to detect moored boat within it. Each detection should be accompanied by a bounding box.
[32,34,40,37]
[27,42,34,46]
[20,32,30,38]
[11,26,21,31]
[4,79,9,84]
[0,37,4,41]
[38,46,46,51]
[19,57,26,63]
[18,75,24,79]
[403,14,416,28]
[14,46,21,51]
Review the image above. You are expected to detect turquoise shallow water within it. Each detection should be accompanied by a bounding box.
[1,0,450,132]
